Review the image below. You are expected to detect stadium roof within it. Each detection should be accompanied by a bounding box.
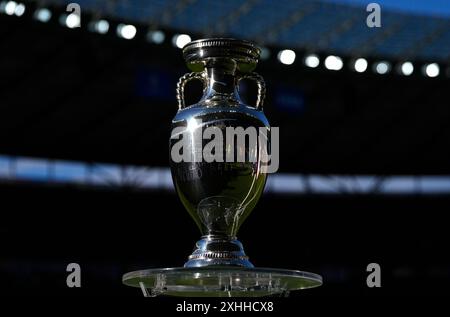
[324,0,450,18]
[48,0,450,62]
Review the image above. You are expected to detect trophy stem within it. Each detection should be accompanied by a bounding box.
[184,235,254,268]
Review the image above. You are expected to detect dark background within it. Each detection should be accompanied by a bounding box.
[1,0,449,297]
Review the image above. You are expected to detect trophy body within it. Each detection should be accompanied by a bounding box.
[170,39,269,268]
[123,39,322,297]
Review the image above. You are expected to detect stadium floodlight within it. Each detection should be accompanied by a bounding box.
[14,2,24,16]
[61,12,80,28]
[304,54,319,68]
[324,55,343,71]
[373,61,391,74]
[277,49,296,65]
[3,1,16,15]
[423,63,440,78]
[146,30,165,44]
[172,34,191,48]
[399,61,414,76]
[260,47,270,60]
[34,8,51,22]
[91,19,109,34]
[353,58,368,73]
[117,24,137,40]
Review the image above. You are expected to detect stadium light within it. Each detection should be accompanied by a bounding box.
[0,1,26,17]
[324,55,343,71]
[4,1,15,15]
[304,54,319,68]
[15,2,24,16]
[399,61,414,76]
[423,63,440,78]
[117,24,137,40]
[147,30,165,44]
[90,19,109,34]
[172,34,191,48]
[277,49,296,65]
[353,58,368,73]
[373,61,391,74]
[60,12,80,28]
[260,47,270,60]
[34,8,51,22]
[66,13,80,28]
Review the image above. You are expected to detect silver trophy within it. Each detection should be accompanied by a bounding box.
[123,38,322,297]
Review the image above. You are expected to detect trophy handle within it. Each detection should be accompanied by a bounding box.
[238,72,266,110]
[176,72,207,110]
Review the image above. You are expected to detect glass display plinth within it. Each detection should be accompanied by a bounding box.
[123,267,322,297]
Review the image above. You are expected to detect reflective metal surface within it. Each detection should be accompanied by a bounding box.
[182,38,261,73]
[170,38,268,267]
[186,236,254,268]
[123,39,323,296]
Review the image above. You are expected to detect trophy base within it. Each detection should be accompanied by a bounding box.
[122,267,322,297]
[184,236,254,268]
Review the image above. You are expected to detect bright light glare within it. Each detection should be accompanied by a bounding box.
[65,13,80,28]
[117,24,137,40]
[324,55,343,71]
[94,20,109,34]
[5,1,16,15]
[278,49,296,65]
[354,58,368,73]
[260,47,270,60]
[14,2,24,16]
[173,34,191,48]
[424,63,439,78]
[147,30,165,44]
[374,61,390,74]
[186,118,199,133]
[35,8,51,22]
[304,54,319,68]
[400,62,414,76]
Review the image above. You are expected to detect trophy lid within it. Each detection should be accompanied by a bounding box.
[182,38,261,73]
